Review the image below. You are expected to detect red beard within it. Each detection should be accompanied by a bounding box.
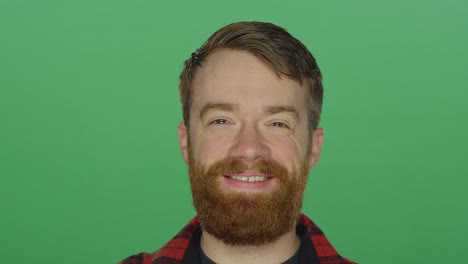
[189,156,309,246]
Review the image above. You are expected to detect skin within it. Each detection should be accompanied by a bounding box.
[178,49,324,264]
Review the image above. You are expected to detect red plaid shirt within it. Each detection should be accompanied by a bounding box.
[119,214,356,264]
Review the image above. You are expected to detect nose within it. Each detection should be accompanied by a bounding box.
[228,123,270,163]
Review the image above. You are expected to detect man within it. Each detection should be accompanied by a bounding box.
[120,21,356,264]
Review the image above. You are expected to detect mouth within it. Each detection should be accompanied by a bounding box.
[221,173,275,192]
[225,175,271,182]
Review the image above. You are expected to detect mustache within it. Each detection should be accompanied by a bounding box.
[202,158,289,180]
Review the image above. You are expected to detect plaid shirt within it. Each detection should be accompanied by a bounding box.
[119,214,356,264]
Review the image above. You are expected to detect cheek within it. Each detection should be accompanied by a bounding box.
[193,133,233,163]
[272,142,299,163]
[267,135,308,168]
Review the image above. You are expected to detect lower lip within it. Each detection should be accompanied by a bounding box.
[221,176,274,191]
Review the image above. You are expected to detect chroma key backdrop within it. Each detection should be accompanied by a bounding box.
[1,0,467,263]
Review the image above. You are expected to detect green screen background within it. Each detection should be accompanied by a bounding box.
[1,0,467,263]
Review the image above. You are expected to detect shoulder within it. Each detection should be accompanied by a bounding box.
[118,252,157,264]
[117,217,200,264]
[343,257,358,264]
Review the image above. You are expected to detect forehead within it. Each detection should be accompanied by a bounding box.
[191,49,309,111]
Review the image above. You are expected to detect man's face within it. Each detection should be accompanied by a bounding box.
[178,49,324,245]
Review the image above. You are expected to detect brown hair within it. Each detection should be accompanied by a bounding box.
[179,21,323,131]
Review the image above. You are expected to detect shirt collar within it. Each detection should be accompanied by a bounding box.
[148,214,355,264]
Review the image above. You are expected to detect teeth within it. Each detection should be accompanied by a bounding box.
[230,176,267,182]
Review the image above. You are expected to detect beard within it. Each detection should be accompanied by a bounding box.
[188,153,309,246]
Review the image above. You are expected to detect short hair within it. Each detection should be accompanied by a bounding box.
[178,21,323,132]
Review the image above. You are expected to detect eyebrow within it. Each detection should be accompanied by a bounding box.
[265,105,299,120]
[199,103,300,120]
[199,103,239,119]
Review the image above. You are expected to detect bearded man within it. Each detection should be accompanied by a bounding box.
[119,21,356,264]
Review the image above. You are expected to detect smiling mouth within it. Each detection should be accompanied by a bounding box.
[224,175,272,182]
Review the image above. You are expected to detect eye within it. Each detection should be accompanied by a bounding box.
[271,121,290,129]
[209,119,229,125]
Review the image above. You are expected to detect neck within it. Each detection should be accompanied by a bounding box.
[200,228,300,264]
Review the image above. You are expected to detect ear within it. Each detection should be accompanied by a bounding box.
[178,122,189,164]
[308,128,324,169]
